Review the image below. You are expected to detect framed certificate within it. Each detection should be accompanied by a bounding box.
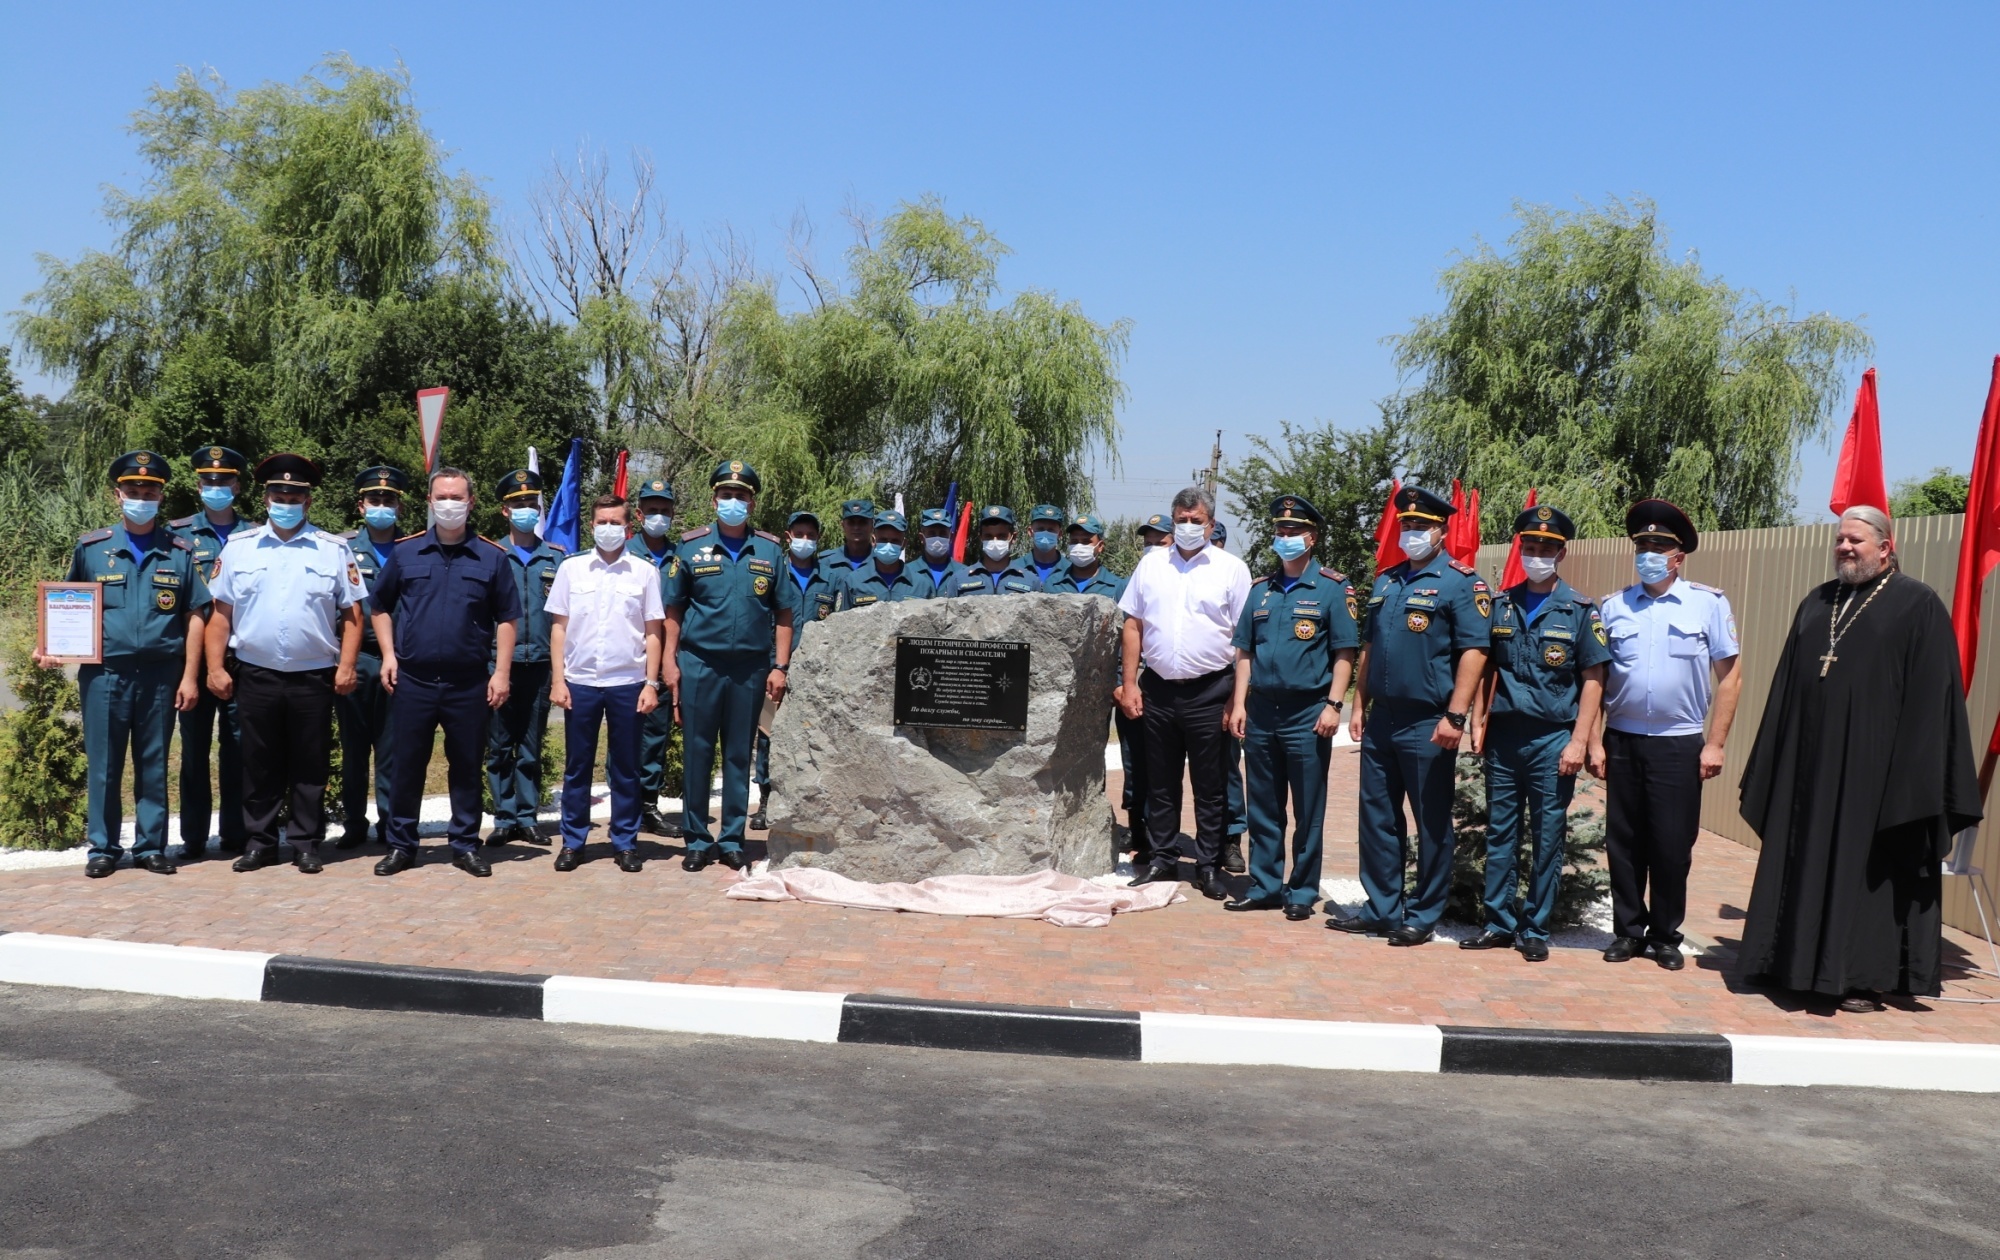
[37,582,102,664]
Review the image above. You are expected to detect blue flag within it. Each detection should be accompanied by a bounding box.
[546,438,583,553]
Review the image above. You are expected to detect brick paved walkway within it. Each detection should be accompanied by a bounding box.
[6,745,2000,1044]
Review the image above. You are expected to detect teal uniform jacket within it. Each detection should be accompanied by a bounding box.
[1232,566,1361,692]
[816,545,874,584]
[625,532,678,595]
[1027,555,1067,588]
[168,513,241,585]
[497,535,567,661]
[778,559,841,643]
[942,561,1042,597]
[913,561,968,598]
[1361,554,1494,710]
[665,526,787,656]
[341,529,399,655]
[836,564,931,610]
[168,513,247,851]
[1488,579,1612,723]
[1045,565,1128,601]
[67,527,212,661]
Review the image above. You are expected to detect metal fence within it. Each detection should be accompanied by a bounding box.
[1472,514,1999,936]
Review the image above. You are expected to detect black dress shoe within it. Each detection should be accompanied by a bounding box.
[1192,867,1229,901]
[1220,836,1247,875]
[1223,893,1284,912]
[1650,941,1685,971]
[374,847,417,877]
[1519,938,1550,962]
[1602,935,1643,962]
[614,849,646,873]
[294,850,323,874]
[1386,925,1433,947]
[232,848,277,873]
[1458,929,1515,951]
[748,808,769,830]
[1838,990,1886,1013]
[1283,903,1314,922]
[553,846,583,872]
[332,829,365,850]
[452,850,492,878]
[1326,913,1387,935]
[683,848,714,872]
[178,841,206,862]
[133,853,177,874]
[84,855,117,879]
[642,807,679,838]
[718,849,746,871]
[218,837,247,855]
[486,827,510,846]
[521,825,550,846]
[1128,862,1179,887]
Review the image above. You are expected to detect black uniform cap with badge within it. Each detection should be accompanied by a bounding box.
[1270,493,1325,528]
[1625,498,1699,552]
[257,453,323,489]
[190,445,249,480]
[110,450,172,486]
[1393,484,1454,525]
[1514,503,1576,542]
[355,465,409,496]
[497,469,543,502]
[711,459,761,494]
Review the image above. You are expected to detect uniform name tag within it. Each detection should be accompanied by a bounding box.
[747,558,775,575]
[691,563,723,576]
[97,573,126,583]
[1404,596,1438,610]
[854,595,879,605]
[151,572,181,586]
[1542,628,1573,641]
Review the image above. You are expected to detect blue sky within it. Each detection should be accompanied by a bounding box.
[6,1,1997,534]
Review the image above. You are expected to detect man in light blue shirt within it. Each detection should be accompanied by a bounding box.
[1587,499,1743,970]
[203,454,367,873]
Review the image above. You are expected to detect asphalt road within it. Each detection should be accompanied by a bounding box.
[3,985,2000,1259]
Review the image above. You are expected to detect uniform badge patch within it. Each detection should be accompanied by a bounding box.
[1543,642,1568,667]
[1591,617,1608,646]
[347,563,360,585]
[752,575,770,596]
[1347,593,1359,621]
[155,589,177,612]
[1406,611,1431,633]
[1474,592,1492,618]
[1294,618,1316,640]
[210,561,222,580]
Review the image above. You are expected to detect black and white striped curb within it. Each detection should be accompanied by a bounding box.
[2,930,1995,1092]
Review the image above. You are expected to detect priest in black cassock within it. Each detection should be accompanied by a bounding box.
[1738,506,1983,1011]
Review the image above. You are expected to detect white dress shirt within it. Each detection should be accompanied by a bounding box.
[1117,542,1252,679]
[544,548,665,688]
[212,523,367,672]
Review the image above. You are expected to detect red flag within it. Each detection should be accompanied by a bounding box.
[1952,356,2000,698]
[1372,478,1404,573]
[1829,367,1888,517]
[1445,480,1473,566]
[1462,487,1482,565]
[1500,489,1537,587]
[951,500,975,564]
[612,449,630,500]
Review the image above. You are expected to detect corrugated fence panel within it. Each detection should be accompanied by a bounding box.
[1473,516,2000,937]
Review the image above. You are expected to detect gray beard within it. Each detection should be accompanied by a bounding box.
[1835,556,1889,585]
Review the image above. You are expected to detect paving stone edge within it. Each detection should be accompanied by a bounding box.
[3,929,1999,1092]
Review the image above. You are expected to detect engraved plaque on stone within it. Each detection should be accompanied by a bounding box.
[893,636,1030,731]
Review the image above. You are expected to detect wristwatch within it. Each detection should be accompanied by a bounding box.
[775,663,790,673]
[1444,710,1468,730]
[1324,698,1344,712]
[645,679,662,691]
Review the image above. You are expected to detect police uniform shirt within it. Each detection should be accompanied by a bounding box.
[665,527,786,655]
[1361,553,1493,707]
[948,561,1042,597]
[501,537,566,662]
[1046,565,1128,601]
[837,564,929,610]
[1599,577,1740,737]
[66,527,212,662]
[1488,578,1613,723]
[211,523,368,671]
[1231,566,1360,693]
[368,529,523,674]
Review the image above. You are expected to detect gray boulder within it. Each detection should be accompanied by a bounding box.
[765,594,1121,880]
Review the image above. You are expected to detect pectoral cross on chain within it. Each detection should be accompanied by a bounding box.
[1818,648,1837,678]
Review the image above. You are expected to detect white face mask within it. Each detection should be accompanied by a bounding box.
[1173,522,1208,551]
[641,513,674,538]
[1400,528,1436,561]
[1066,543,1098,567]
[788,536,818,559]
[981,539,1012,561]
[592,523,628,554]
[1521,555,1558,583]
[431,499,470,528]
[923,535,952,560]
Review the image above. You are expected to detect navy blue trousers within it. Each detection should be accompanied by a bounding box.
[387,671,489,854]
[1242,691,1332,906]
[561,682,643,851]
[1356,703,1458,932]
[1483,715,1574,941]
[177,678,244,851]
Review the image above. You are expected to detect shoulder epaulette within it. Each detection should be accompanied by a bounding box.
[479,536,507,550]
[339,527,361,540]
[681,526,712,542]
[168,515,197,530]
[78,527,114,544]
[1572,593,1597,607]
[754,529,780,543]
[547,540,568,553]
[1686,581,1725,594]
[167,534,195,552]
[1449,558,1477,575]
[1250,574,1270,587]
[396,531,426,543]
[1319,566,1347,583]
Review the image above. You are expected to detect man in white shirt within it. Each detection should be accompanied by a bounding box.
[1116,486,1252,898]
[544,494,667,872]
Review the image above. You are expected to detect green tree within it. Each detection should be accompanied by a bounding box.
[1390,199,1871,541]
[0,627,88,850]
[13,58,595,523]
[0,349,50,462]
[1220,418,1406,586]
[1891,467,1970,518]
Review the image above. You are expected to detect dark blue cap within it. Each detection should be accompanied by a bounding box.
[710,460,759,493]
[355,465,409,494]
[1515,503,1575,542]
[498,469,542,501]
[256,453,322,489]
[1271,494,1324,527]
[1394,485,1455,522]
[190,445,249,476]
[110,450,171,485]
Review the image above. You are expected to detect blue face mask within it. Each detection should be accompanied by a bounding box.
[873,541,904,565]
[1635,551,1672,584]
[120,496,160,525]
[714,498,750,527]
[199,485,236,512]
[1272,535,1309,562]
[1032,531,1059,554]
[510,507,541,533]
[362,505,398,530]
[267,502,306,530]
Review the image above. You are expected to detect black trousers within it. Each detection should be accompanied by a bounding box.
[1603,729,1704,946]
[1140,667,1233,869]
[387,670,490,854]
[235,662,335,854]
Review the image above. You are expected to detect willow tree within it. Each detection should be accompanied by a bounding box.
[1390,199,1871,540]
[713,198,1129,520]
[14,58,592,516]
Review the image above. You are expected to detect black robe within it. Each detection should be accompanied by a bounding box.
[1737,572,1983,997]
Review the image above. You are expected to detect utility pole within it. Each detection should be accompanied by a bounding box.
[1193,429,1222,497]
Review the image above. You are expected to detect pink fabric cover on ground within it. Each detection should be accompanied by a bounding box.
[726,867,1183,928]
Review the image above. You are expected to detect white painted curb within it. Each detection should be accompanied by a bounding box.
[1726,1033,2000,1093]
[0,932,271,1002]
[1139,1011,1444,1073]
[542,974,845,1042]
